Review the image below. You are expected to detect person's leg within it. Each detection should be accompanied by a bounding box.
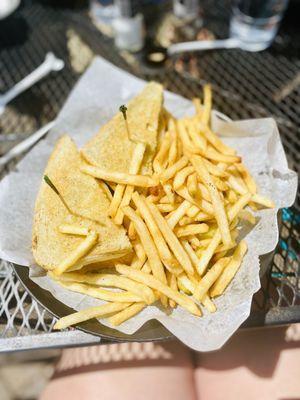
[40,341,197,400]
[194,324,300,400]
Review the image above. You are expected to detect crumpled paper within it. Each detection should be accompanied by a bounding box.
[0,57,297,351]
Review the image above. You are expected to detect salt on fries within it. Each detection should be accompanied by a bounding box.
[51,84,274,329]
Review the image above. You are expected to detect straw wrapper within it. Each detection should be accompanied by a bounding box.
[0,57,297,351]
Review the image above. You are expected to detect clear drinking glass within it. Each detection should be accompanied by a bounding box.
[230,0,289,51]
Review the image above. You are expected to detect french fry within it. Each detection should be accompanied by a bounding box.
[248,201,258,211]
[232,166,249,190]
[160,112,171,133]
[178,118,239,164]
[228,175,248,195]
[186,205,201,218]
[109,303,146,326]
[201,227,218,239]
[167,117,177,133]
[178,216,193,226]
[159,195,171,204]
[99,181,113,200]
[212,176,229,192]
[239,210,256,225]
[122,205,168,306]
[201,295,217,313]
[217,162,228,171]
[153,132,171,173]
[176,187,214,215]
[122,206,167,281]
[114,142,146,224]
[198,183,211,202]
[210,241,248,297]
[159,156,188,182]
[251,194,275,208]
[177,119,196,152]
[54,302,131,330]
[166,200,191,229]
[51,272,155,305]
[173,166,194,190]
[195,212,212,222]
[145,199,194,275]
[141,261,152,274]
[147,194,161,203]
[198,120,236,156]
[116,265,201,316]
[193,98,202,117]
[108,184,126,218]
[133,241,147,263]
[177,275,192,295]
[168,130,178,167]
[128,221,136,240]
[186,118,207,152]
[206,146,241,163]
[227,189,238,204]
[211,250,229,262]
[167,271,178,308]
[195,239,211,254]
[187,173,198,196]
[231,229,239,241]
[181,240,201,271]
[81,164,158,187]
[177,273,216,313]
[196,193,251,274]
[195,198,215,216]
[175,223,209,238]
[235,163,257,194]
[191,155,231,247]
[189,236,201,249]
[203,158,228,178]
[176,134,238,163]
[59,224,89,236]
[58,281,143,303]
[157,203,175,213]
[215,240,236,254]
[54,231,98,275]
[130,255,146,270]
[163,183,175,204]
[176,127,183,158]
[194,257,230,301]
[132,193,182,276]
[228,193,253,220]
[201,84,212,125]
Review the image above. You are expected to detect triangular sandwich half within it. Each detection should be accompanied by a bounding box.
[81,82,163,174]
[32,135,132,271]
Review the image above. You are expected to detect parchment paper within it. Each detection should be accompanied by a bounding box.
[0,57,297,351]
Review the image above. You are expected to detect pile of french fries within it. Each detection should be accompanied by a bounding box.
[52,85,274,330]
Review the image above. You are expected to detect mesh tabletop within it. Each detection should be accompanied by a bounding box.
[0,0,299,351]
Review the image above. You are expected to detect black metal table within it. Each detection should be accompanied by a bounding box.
[0,0,299,350]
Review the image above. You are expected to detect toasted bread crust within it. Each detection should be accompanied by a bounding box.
[32,136,131,271]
